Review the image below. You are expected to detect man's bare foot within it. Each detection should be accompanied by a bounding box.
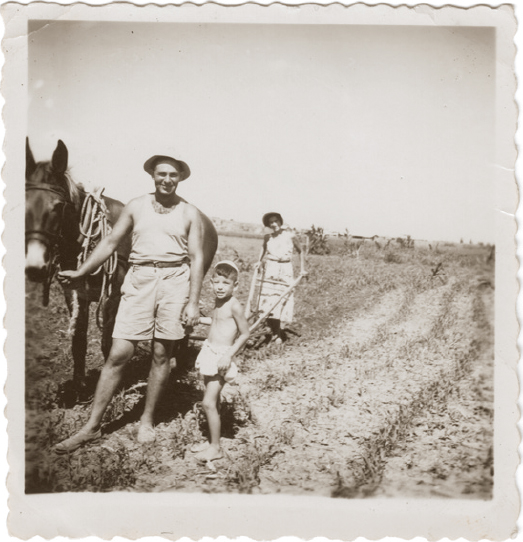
[137,424,156,444]
[195,445,223,462]
[54,428,101,454]
[190,441,210,453]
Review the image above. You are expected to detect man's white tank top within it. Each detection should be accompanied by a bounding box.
[130,195,189,264]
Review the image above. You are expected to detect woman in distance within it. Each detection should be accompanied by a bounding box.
[255,212,306,344]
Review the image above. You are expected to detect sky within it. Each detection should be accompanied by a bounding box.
[28,21,496,243]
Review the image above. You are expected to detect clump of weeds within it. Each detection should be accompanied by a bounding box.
[340,343,353,359]
[27,441,137,493]
[103,382,147,424]
[255,370,294,393]
[383,250,403,264]
[326,383,346,409]
[134,442,166,475]
[226,435,281,492]
[26,377,60,411]
[169,408,203,459]
[275,421,296,446]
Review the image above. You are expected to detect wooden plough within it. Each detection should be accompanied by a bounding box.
[243,264,306,347]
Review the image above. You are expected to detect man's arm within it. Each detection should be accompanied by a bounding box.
[183,206,205,327]
[58,202,135,285]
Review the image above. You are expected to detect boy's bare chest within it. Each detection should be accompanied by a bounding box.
[208,304,238,345]
[212,306,234,324]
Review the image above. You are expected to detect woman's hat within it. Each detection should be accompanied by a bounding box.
[262,212,283,228]
[143,155,191,180]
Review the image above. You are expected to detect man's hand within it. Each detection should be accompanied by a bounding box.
[217,354,232,374]
[57,270,84,288]
[182,301,200,328]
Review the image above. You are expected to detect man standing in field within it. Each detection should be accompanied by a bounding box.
[55,154,206,452]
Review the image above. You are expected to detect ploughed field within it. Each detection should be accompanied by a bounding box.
[25,236,494,497]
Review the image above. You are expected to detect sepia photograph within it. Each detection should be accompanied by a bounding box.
[3,1,519,539]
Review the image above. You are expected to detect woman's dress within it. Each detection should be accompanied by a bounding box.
[258,229,295,324]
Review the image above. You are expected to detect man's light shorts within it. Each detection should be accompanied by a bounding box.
[113,264,190,341]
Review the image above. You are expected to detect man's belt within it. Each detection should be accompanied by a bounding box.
[133,259,189,268]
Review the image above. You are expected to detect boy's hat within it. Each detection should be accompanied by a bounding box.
[262,212,283,228]
[143,155,191,180]
[214,260,240,275]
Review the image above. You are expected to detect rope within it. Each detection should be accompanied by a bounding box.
[70,188,119,332]
[79,188,118,279]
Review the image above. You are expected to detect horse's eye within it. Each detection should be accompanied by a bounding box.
[44,205,64,231]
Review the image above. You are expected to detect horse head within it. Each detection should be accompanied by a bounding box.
[25,139,79,298]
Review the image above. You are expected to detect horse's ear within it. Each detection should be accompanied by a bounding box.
[51,140,68,175]
[26,138,36,180]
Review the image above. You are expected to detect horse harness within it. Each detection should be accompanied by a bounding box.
[26,182,76,306]
[25,182,76,247]
[25,183,118,318]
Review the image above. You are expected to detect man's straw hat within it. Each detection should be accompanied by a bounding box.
[143,155,191,180]
[262,212,283,228]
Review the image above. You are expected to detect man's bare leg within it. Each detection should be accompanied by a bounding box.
[85,338,137,431]
[55,338,136,453]
[137,338,173,442]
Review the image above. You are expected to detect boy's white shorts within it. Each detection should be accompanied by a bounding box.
[196,340,238,384]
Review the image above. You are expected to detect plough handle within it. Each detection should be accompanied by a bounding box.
[248,273,305,334]
[245,263,261,317]
[254,263,266,316]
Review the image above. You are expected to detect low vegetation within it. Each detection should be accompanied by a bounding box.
[25,234,494,496]
[305,225,331,255]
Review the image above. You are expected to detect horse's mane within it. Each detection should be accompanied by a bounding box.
[63,170,84,207]
[33,162,84,207]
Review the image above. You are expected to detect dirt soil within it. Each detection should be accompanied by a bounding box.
[25,239,494,497]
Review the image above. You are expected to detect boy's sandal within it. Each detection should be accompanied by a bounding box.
[191,441,210,453]
[195,449,224,462]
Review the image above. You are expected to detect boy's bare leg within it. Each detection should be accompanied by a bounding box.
[196,375,224,461]
[191,398,220,452]
[138,338,173,442]
[55,338,137,453]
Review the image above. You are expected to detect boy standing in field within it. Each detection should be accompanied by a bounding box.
[193,260,250,461]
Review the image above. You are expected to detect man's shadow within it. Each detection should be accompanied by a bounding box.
[58,338,245,439]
